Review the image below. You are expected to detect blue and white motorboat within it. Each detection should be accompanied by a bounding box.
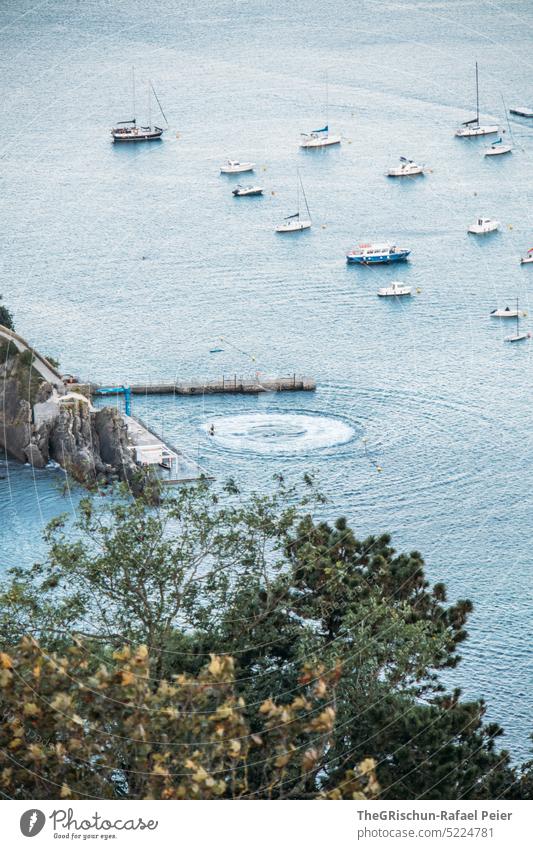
[346,243,411,264]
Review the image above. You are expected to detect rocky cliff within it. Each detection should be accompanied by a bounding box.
[0,341,137,487]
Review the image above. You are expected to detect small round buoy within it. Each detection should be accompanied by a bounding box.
[509,224,513,230]
[271,191,275,195]
[416,287,422,294]
[176,132,180,139]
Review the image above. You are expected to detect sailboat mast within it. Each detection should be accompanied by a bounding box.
[475,61,479,123]
[296,169,300,218]
[148,80,152,127]
[299,171,311,220]
[516,298,520,336]
[132,66,136,123]
[326,71,329,128]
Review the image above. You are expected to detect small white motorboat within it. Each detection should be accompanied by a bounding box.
[510,106,533,118]
[455,63,499,138]
[485,137,512,156]
[387,157,424,177]
[491,306,524,318]
[468,217,499,234]
[276,170,312,233]
[220,160,255,174]
[232,185,263,197]
[378,282,412,297]
[520,248,533,264]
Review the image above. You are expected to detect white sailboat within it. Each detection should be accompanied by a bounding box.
[276,170,312,232]
[520,248,533,265]
[220,160,255,174]
[455,63,499,137]
[300,74,341,149]
[504,299,530,342]
[485,98,513,155]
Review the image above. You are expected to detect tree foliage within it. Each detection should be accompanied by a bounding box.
[1,478,531,800]
[0,295,15,331]
[0,638,378,800]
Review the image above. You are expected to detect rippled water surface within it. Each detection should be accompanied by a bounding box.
[1,0,533,759]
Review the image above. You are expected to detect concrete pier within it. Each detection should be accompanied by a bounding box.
[123,414,212,483]
[91,374,316,397]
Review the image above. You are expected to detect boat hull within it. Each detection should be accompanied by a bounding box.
[485,146,512,156]
[276,220,312,233]
[510,107,533,118]
[112,128,164,142]
[387,166,424,177]
[221,163,255,174]
[455,124,499,137]
[468,225,499,234]
[300,135,341,148]
[521,257,533,264]
[347,251,410,264]
[232,188,263,196]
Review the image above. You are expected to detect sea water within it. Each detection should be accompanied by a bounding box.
[1,0,533,759]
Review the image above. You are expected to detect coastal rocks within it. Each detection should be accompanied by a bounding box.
[0,346,137,488]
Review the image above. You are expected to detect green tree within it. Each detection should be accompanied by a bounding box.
[0,295,15,331]
[1,480,531,799]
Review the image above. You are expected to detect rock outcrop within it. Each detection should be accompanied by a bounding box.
[0,341,137,486]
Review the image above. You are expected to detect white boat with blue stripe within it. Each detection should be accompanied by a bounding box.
[346,242,411,265]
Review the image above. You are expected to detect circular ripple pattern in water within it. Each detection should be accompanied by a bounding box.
[202,413,356,455]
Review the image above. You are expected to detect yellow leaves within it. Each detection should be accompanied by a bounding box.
[8,738,22,750]
[120,670,135,686]
[112,646,131,662]
[274,751,292,769]
[302,747,319,773]
[228,739,241,758]
[310,706,336,733]
[152,764,170,778]
[259,698,276,716]
[50,693,72,712]
[0,652,13,669]
[23,702,41,718]
[32,664,41,679]
[133,645,148,664]
[27,743,44,761]
[60,783,72,798]
[207,654,234,681]
[0,669,12,688]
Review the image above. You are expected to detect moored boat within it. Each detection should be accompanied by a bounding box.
[455,63,499,137]
[346,243,411,264]
[300,127,341,148]
[220,160,255,174]
[504,299,530,342]
[467,217,499,234]
[378,282,412,297]
[232,185,264,196]
[509,107,533,118]
[491,306,524,318]
[485,137,512,156]
[520,248,533,264]
[387,157,424,176]
[112,70,167,143]
[276,170,312,233]
[300,74,341,149]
